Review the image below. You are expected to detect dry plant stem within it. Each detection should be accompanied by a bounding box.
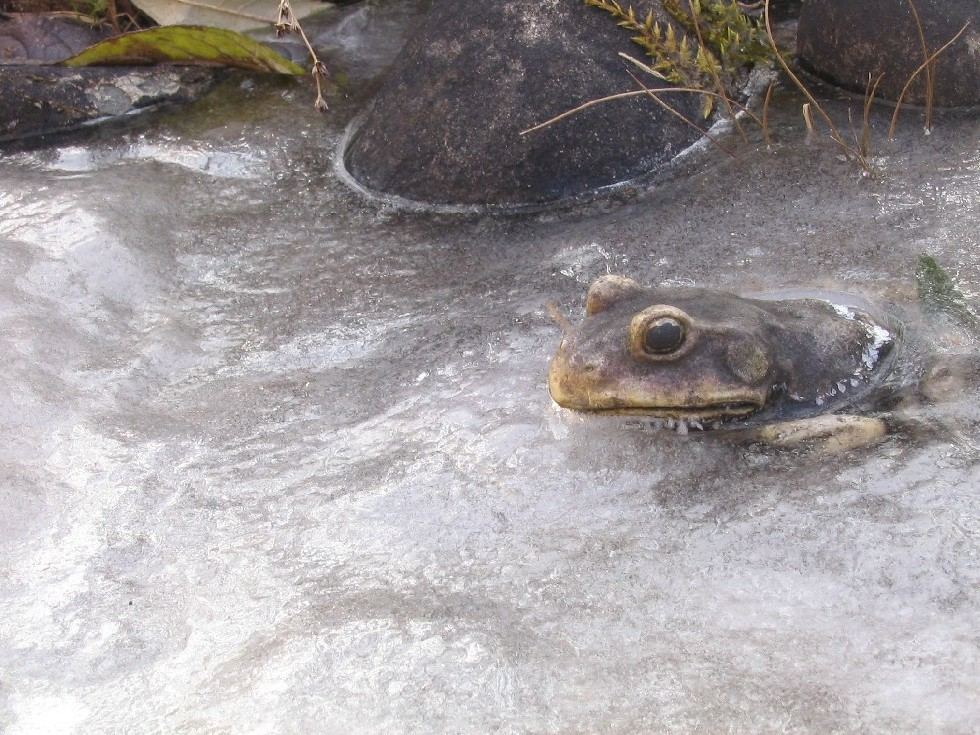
[847,108,861,156]
[762,0,869,170]
[762,0,842,137]
[801,102,813,134]
[626,70,737,158]
[619,52,767,128]
[106,0,120,33]
[887,21,971,140]
[277,0,329,111]
[520,90,651,134]
[520,81,764,137]
[860,73,883,157]
[905,0,934,130]
[110,0,144,32]
[61,3,136,32]
[687,0,745,141]
[760,81,774,146]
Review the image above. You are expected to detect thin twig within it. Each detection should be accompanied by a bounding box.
[762,0,834,132]
[905,0,934,131]
[848,106,858,151]
[761,80,774,146]
[626,70,737,159]
[521,56,766,137]
[620,53,766,128]
[276,0,330,111]
[522,90,646,135]
[887,20,971,139]
[762,0,869,170]
[105,0,120,33]
[520,85,760,137]
[860,73,883,157]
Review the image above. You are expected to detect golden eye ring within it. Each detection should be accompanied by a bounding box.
[628,305,698,362]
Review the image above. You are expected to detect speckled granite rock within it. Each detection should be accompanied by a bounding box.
[342,0,708,208]
[797,0,980,107]
[0,65,218,143]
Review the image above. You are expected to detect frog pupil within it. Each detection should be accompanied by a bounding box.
[644,319,685,354]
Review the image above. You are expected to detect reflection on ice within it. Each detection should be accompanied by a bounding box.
[29,142,264,179]
[237,316,419,373]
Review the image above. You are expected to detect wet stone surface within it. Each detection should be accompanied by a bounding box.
[342,0,705,208]
[0,66,220,143]
[0,1,979,733]
[797,0,980,107]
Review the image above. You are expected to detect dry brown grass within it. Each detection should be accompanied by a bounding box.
[886,18,971,139]
[761,0,874,171]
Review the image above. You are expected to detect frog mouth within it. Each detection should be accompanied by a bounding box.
[547,358,767,421]
[575,401,763,421]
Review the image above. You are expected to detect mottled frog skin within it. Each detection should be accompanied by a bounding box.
[549,275,897,432]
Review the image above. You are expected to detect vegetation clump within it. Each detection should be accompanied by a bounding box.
[916,255,979,330]
[584,0,772,114]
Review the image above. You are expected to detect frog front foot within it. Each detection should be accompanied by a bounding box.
[742,415,888,454]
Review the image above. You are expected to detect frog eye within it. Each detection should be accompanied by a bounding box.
[629,305,696,361]
[644,317,686,354]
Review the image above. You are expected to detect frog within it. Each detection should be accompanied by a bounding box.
[548,274,912,452]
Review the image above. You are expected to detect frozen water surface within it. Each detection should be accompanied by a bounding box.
[1,3,979,733]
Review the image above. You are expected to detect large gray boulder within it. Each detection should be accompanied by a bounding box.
[342,0,708,208]
[797,0,980,107]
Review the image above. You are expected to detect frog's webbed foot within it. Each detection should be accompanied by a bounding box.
[741,415,888,454]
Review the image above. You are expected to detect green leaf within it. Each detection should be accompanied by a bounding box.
[61,25,305,75]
